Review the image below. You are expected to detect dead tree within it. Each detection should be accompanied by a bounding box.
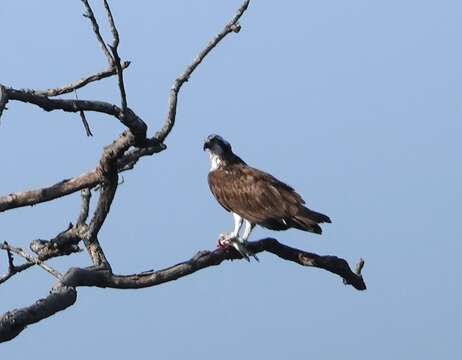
[0,0,366,343]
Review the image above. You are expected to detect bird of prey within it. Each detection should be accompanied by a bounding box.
[203,134,331,260]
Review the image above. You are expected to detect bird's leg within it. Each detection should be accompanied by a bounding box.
[217,213,252,262]
[241,219,255,243]
[218,212,243,246]
[231,219,258,262]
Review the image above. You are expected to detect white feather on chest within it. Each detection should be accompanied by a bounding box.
[209,153,222,171]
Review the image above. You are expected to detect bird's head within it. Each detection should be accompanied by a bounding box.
[203,134,232,156]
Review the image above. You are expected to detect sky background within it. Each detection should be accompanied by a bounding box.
[1,0,461,358]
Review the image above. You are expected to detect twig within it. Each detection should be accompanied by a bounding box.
[110,47,128,113]
[103,0,128,113]
[5,242,15,272]
[0,85,7,119]
[0,263,33,285]
[80,110,93,136]
[0,242,62,279]
[155,0,251,143]
[81,0,113,65]
[103,0,119,48]
[75,90,93,136]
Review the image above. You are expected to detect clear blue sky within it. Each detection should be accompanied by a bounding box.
[1,1,461,358]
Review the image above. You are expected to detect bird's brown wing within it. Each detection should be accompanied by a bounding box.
[208,164,306,229]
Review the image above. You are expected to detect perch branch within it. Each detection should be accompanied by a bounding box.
[0,237,365,342]
[155,0,251,143]
[60,238,366,291]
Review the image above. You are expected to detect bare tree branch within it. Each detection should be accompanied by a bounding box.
[74,90,94,137]
[76,188,92,225]
[0,140,165,214]
[0,169,101,213]
[84,131,137,268]
[35,62,130,97]
[0,196,92,285]
[60,238,366,290]
[0,242,62,279]
[6,88,148,144]
[81,0,113,65]
[103,0,119,48]
[88,131,133,237]
[155,0,251,143]
[30,225,82,262]
[109,46,128,113]
[79,109,93,136]
[0,243,18,284]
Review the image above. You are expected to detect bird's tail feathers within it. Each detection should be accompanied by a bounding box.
[302,208,332,224]
[289,207,331,235]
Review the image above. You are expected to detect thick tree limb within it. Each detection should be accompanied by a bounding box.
[155,0,251,143]
[0,286,77,343]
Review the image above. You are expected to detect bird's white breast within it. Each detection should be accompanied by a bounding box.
[209,153,222,171]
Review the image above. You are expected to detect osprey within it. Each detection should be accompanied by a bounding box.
[204,134,331,260]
